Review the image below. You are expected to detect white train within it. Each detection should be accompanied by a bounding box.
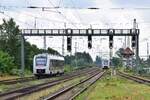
[33,53,64,77]
[102,59,110,69]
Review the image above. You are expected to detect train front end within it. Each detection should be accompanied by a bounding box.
[102,59,110,69]
[33,54,48,76]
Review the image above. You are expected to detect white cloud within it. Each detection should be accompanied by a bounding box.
[0,0,150,60]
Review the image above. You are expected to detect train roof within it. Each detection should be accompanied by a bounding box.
[34,53,64,60]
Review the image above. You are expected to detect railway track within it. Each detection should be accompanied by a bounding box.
[0,76,36,85]
[117,71,150,86]
[0,67,100,100]
[44,70,106,100]
[0,68,94,85]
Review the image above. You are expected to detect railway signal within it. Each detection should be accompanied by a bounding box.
[131,35,136,48]
[109,35,113,49]
[67,36,72,52]
[88,35,92,49]
[87,29,93,49]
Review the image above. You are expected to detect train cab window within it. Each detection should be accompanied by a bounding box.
[36,57,47,66]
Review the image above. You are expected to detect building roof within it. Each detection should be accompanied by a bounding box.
[122,47,134,57]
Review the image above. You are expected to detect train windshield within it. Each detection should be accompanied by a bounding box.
[103,60,108,65]
[36,56,47,66]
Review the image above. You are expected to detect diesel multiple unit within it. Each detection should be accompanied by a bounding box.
[102,59,110,69]
[33,53,64,77]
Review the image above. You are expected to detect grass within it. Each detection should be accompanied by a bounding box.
[0,77,58,93]
[64,65,76,73]
[19,76,87,100]
[75,74,150,100]
[0,75,19,80]
[0,69,33,81]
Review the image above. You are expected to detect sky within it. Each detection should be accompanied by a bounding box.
[0,0,150,60]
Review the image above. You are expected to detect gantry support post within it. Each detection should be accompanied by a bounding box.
[136,33,140,73]
[21,35,25,78]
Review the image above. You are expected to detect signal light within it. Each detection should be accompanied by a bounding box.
[88,42,92,49]
[132,35,136,41]
[109,42,113,49]
[88,35,92,49]
[67,37,72,52]
[132,42,136,48]
[131,35,136,48]
[109,35,113,49]
[88,35,92,41]
[109,35,113,41]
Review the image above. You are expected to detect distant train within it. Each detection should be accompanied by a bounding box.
[101,59,110,69]
[33,53,64,77]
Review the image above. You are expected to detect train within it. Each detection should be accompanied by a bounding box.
[101,59,110,69]
[33,53,64,77]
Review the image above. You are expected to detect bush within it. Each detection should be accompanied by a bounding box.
[64,65,74,73]
[0,50,16,75]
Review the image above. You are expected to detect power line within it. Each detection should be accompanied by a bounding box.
[69,0,82,23]
[47,0,78,28]
[0,12,33,27]
[0,7,71,28]
[58,0,63,7]
[2,5,150,10]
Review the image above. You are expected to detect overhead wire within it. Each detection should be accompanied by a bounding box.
[2,5,150,10]
[69,0,82,22]
[0,5,70,28]
[47,0,78,28]
[1,2,150,27]
[58,0,62,7]
[0,6,98,26]
[0,12,33,27]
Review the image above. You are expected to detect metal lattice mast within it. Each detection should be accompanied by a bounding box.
[62,23,66,56]
[43,36,46,50]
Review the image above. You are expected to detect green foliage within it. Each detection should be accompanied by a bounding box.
[24,42,61,71]
[115,48,124,58]
[112,57,123,67]
[0,18,20,67]
[146,56,150,66]
[0,50,16,75]
[65,52,93,68]
[113,48,124,68]
[95,56,102,67]
[64,65,74,73]
[0,18,61,75]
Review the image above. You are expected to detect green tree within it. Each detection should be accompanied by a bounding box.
[0,50,16,75]
[116,48,124,58]
[0,18,20,67]
[112,57,122,67]
[65,52,93,68]
[0,18,62,74]
[95,56,102,67]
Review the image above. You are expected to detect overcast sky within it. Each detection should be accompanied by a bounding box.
[0,0,150,60]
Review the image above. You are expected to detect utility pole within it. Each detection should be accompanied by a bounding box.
[110,48,115,75]
[124,36,127,48]
[75,42,77,68]
[132,19,139,73]
[62,23,66,56]
[43,36,46,50]
[34,17,37,29]
[21,36,25,78]
[147,41,149,59]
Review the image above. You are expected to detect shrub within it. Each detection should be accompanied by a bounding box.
[0,50,16,75]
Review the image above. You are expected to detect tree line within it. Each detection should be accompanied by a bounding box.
[65,52,93,68]
[0,18,60,75]
[0,18,94,75]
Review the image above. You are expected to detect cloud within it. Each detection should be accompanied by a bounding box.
[0,0,150,59]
